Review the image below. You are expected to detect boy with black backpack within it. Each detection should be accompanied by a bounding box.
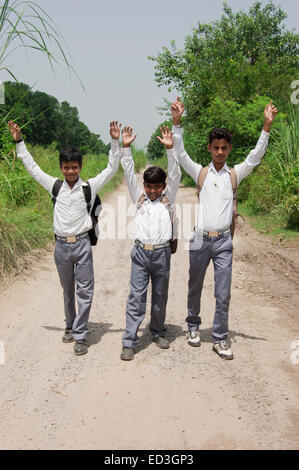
[8,120,122,356]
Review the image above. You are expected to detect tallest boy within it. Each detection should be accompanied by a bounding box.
[171,98,278,360]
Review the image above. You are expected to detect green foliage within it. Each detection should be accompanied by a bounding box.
[244,105,298,227]
[148,1,299,231]
[149,1,298,114]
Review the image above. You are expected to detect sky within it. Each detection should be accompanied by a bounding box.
[1,0,298,149]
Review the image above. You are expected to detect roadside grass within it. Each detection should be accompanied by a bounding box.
[239,202,299,248]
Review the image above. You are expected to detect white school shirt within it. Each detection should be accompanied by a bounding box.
[172,125,269,231]
[121,147,181,245]
[16,140,121,237]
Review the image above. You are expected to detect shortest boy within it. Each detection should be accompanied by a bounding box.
[8,120,122,356]
[120,125,181,361]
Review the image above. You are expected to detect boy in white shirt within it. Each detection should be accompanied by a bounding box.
[171,99,278,360]
[8,120,122,356]
[120,125,181,361]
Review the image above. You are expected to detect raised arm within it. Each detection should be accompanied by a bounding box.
[120,126,143,204]
[171,98,202,183]
[156,125,181,204]
[7,120,56,193]
[88,121,122,194]
[234,100,278,184]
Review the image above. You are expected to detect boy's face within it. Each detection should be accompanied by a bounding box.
[208,138,232,167]
[61,161,82,185]
[143,182,166,201]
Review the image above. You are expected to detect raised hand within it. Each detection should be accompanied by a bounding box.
[7,120,21,141]
[263,100,278,132]
[264,100,278,123]
[171,97,184,125]
[122,126,137,148]
[156,125,173,149]
[110,121,122,140]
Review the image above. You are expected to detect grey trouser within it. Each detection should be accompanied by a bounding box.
[186,232,233,342]
[122,243,171,348]
[54,236,94,341]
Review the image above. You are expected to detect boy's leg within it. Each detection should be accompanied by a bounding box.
[149,246,171,337]
[122,245,150,349]
[72,236,94,341]
[186,235,211,331]
[211,234,233,342]
[54,240,76,330]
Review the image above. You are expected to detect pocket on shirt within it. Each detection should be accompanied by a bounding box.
[221,185,233,200]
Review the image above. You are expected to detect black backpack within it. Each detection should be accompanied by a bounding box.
[51,179,102,246]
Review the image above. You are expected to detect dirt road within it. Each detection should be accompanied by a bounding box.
[0,176,298,450]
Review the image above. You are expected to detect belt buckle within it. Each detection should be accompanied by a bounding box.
[66,236,77,243]
[208,231,219,237]
[144,244,154,251]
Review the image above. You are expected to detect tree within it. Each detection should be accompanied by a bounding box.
[149,1,298,117]
[148,1,298,165]
[1,81,108,154]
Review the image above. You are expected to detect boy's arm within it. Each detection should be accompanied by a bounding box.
[234,101,278,184]
[120,126,143,204]
[171,98,202,183]
[157,125,181,204]
[7,121,57,193]
[88,121,121,194]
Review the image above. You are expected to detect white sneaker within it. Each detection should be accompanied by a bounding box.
[187,330,201,347]
[213,340,233,360]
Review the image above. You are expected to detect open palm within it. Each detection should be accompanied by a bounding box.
[122,126,137,147]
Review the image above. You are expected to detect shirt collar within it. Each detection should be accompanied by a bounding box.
[63,177,87,189]
[209,161,231,174]
[144,192,164,204]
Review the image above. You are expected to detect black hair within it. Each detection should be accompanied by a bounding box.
[143,166,167,184]
[59,147,82,168]
[209,128,232,144]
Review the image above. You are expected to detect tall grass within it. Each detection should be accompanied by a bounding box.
[0,0,81,85]
[242,105,298,228]
[270,104,299,189]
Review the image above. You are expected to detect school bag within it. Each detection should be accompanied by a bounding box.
[137,193,178,254]
[197,166,243,238]
[51,179,102,246]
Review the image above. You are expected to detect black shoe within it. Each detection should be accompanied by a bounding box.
[74,339,88,356]
[120,347,135,361]
[62,329,74,343]
[153,336,170,349]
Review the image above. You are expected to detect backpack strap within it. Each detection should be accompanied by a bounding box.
[196,166,210,196]
[137,193,147,209]
[51,179,63,205]
[82,182,92,213]
[229,168,237,195]
[229,167,239,238]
